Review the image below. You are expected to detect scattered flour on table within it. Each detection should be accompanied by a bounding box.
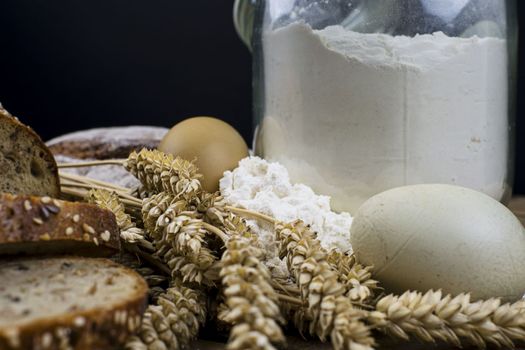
[220,157,353,276]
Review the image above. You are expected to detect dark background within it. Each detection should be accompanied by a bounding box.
[0,1,523,193]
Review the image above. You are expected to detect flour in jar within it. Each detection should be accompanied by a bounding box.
[257,23,509,214]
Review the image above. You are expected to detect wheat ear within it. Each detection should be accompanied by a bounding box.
[327,251,380,304]
[87,189,153,250]
[125,279,207,350]
[276,221,376,350]
[367,289,525,349]
[219,233,286,350]
[228,206,379,306]
[125,149,202,199]
[142,191,221,286]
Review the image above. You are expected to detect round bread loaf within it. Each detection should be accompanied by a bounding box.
[48,126,168,188]
[46,126,168,160]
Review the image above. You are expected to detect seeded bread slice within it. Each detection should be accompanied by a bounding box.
[0,194,120,257]
[0,256,148,350]
[0,106,60,197]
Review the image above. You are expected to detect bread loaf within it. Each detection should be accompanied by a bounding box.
[46,126,168,160]
[0,194,120,257]
[0,106,60,197]
[0,256,148,350]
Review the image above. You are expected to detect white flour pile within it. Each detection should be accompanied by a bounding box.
[220,157,353,276]
[259,23,509,213]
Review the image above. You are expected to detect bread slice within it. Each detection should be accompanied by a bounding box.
[0,256,148,350]
[0,105,60,197]
[0,194,120,257]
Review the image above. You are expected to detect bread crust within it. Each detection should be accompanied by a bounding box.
[0,194,120,257]
[0,107,60,197]
[0,256,149,350]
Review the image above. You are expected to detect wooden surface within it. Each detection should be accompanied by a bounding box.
[193,197,525,350]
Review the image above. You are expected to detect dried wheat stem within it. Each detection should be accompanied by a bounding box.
[61,179,140,204]
[202,222,230,243]
[60,171,130,192]
[277,293,304,306]
[225,206,276,224]
[57,159,126,168]
[271,280,300,296]
[125,244,172,276]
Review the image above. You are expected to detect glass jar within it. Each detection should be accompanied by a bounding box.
[238,0,517,214]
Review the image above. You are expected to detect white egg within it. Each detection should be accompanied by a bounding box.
[350,184,525,302]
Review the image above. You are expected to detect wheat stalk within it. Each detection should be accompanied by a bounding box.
[219,233,286,350]
[367,289,525,349]
[125,149,202,199]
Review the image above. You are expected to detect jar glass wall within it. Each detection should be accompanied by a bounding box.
[251,0,517,214]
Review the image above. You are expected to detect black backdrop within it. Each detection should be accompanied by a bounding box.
[0,1,523,193]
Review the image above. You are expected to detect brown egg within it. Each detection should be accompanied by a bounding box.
[159,117,249,192]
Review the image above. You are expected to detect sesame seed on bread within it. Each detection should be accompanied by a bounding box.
[0,194,120,257]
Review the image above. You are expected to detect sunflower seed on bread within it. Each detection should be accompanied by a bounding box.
[0,105,60,197]
[0,256,148,350]
[0,194,120,257]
